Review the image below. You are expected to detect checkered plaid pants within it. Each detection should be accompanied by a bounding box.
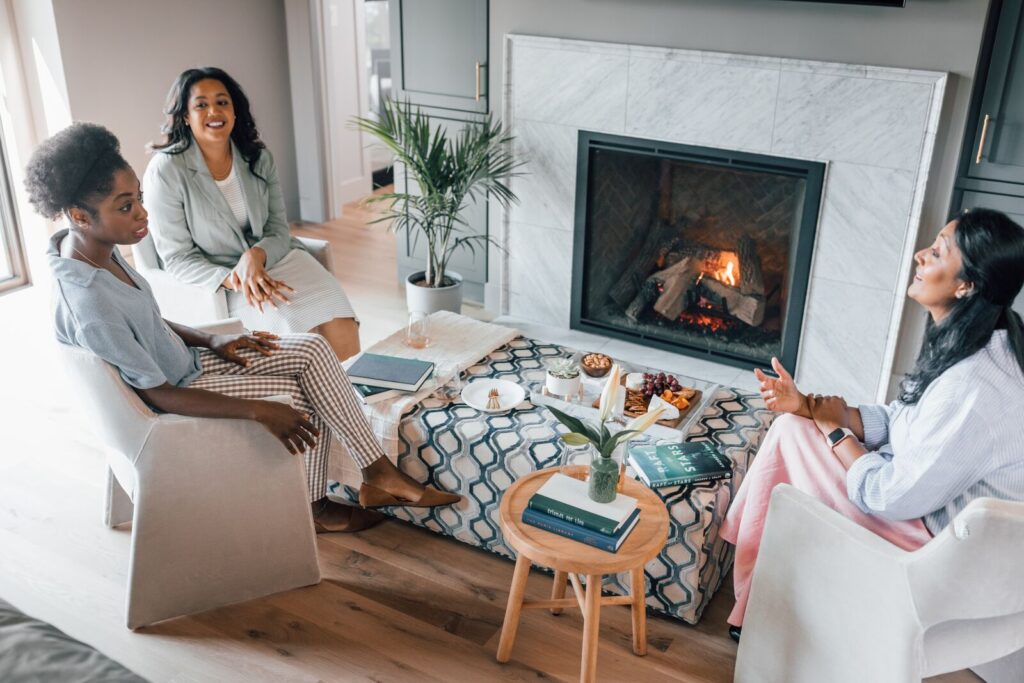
[189,333,384,501]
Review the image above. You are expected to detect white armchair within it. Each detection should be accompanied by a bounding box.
[735,485,1024,683]
[131,235,335,325]
[60,319,321,630]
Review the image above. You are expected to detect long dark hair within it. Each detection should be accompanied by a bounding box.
[149,67,265,180]
[899,208,1024,404]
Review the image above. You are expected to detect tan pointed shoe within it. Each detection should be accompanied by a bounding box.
[358,483,462,509]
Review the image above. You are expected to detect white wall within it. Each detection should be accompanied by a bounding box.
[49,0,301,219]
[322,0,372,211]
[285,0,330,222]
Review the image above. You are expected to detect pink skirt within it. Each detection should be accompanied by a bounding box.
[719,413,933,627]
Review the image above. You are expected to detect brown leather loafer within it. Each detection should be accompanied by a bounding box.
[312,499,387,533]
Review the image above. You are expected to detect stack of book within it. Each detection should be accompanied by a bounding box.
[346,352,435,404]
[627,441,732,489]
[522,473,641,553]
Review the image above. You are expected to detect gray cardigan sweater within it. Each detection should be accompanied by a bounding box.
[143,141,303,292]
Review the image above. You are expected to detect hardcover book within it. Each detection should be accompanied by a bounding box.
[346,353,434,392]
[527,473,638,535]
[522,507,641,553]
[353,383,403,405]
[628,441,732,489]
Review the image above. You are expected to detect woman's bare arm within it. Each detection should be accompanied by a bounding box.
[136,383,318,454]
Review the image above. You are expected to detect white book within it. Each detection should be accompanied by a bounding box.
[529,473,638,533]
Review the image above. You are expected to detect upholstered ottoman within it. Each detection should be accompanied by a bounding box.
[333,336,773,625]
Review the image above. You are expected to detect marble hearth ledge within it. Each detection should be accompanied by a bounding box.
[493,316,761,393]
[499,34,947,406]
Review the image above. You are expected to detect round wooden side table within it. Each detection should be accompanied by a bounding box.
[495,465,670,683]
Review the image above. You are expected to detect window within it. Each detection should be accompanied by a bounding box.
[0,131,28,295]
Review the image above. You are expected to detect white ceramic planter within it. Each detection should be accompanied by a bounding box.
[545,371,581,398]
[406,270,463,314]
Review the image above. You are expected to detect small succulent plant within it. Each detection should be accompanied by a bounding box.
[546,357,580,379]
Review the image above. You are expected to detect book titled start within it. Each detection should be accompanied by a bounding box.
[628,441,732,489]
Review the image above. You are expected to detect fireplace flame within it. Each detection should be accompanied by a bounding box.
[719,261,737,287]
[704,251,740,288]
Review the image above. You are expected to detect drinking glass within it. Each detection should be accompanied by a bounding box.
[405,311,430,349]
[432,363,464,401]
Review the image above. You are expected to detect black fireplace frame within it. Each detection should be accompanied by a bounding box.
[570,130,825,372]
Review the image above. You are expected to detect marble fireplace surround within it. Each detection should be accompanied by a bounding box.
[498,34,947,405]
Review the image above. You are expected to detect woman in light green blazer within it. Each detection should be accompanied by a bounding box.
[145,67,360,360]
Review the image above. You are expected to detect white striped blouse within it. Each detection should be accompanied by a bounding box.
[849,329,1024,534]
[214,165,249,230]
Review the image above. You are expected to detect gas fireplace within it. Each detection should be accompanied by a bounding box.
[570,132,825,370]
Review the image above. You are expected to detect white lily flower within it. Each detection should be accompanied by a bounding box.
[598,363,622,422]
[625,406,667,434]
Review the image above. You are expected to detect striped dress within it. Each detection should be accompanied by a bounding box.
[850,329,1024,533]
[215,167,357,334]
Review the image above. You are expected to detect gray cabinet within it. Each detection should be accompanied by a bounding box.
[968,0,1024,186]
[954,0,1024,316]
[390,0,488,114]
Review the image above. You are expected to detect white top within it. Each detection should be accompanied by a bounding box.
[849,330,1024,534]
[214,164,248,230]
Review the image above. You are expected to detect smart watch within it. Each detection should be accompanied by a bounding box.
[827,427,856,449]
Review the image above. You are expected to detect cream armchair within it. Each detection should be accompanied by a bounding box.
[60,319,321,630]
[734,485,1024,683]
[131,235,335,325]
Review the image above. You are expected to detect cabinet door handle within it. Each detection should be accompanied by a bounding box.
[475,62,481,101]
[975,114,991,164]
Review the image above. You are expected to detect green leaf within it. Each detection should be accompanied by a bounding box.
[546,406,599,443]
[560,433,593,447]
[349,97,526,278]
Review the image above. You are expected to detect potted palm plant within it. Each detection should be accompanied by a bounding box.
[353,99,523,314]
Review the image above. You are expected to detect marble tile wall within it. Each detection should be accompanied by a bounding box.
[500,34,946,405]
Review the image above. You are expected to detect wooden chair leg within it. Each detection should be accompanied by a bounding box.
[496,553,532,663]
[580,574,603,683]
[550,570,568,615]
[630,566,647,656]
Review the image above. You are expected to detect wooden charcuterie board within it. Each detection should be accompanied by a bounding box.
[592,375,702,429]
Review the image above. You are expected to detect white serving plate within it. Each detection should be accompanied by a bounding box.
[460,379,526,414]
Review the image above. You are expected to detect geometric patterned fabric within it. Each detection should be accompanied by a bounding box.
[333,336,773,624]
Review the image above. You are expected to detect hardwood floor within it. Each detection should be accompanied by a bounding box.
[0,195,978,682]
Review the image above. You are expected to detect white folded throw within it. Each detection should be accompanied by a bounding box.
[345,311,520,461]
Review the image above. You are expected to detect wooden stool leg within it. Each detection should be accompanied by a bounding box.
[496,553,532,663]
[550,570,568,615]
[580,574,603,683]
[630,566,647,656]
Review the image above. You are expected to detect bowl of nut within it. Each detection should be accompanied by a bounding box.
[580,352,613,378]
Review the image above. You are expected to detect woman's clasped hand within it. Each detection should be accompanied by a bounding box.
[222,247,295,312]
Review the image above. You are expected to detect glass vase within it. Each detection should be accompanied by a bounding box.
[588,445,620,503]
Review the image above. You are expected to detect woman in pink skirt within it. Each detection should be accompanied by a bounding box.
[720,208,1024,641]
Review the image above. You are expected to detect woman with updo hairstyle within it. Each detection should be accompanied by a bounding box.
[28,123,460,533]
[144,67,360,360]
[719,208,1024,641]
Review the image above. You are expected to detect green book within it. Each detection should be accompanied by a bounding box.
[526,473,638,536]
[627,441,732,489]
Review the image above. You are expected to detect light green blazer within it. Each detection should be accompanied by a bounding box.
[143,141,303,292]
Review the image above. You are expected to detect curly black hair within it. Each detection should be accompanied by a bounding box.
[24,122,130,219]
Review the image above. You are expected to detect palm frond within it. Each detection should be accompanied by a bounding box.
[351,99,526,287]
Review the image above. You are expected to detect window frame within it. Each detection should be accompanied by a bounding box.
[0,130,29,295]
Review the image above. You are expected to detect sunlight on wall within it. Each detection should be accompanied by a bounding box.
[32,37,71,136]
